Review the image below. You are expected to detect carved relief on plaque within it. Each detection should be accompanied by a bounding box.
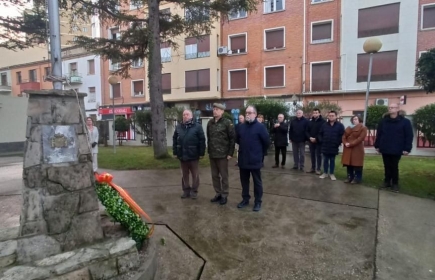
[43,126,78,164]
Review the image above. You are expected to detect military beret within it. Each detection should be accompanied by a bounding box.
[213,103,226,110]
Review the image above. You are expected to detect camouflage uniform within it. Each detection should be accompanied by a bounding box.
[207,117,235,198]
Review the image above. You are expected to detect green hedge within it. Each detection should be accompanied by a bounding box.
[96,183,149,248]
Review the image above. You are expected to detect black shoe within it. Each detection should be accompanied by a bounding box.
[380,182,391,190]
[281,165,285,169]
[292,166,298,170]
[299,168,304,172]
[272,165,279,168]
[190,192,198,199]
[181,192,190,199]
[237,200,249,208]
[219,197,228,205]
[391,184,399,193]
[306,170,315,173]
[210,195,221,203]
[253,203,261,212]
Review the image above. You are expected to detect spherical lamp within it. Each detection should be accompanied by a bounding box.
[108,75,119,85]
[363,38,383,54]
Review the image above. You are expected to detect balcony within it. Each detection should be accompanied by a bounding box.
[0,82,11,94]
[67,72,83,84]
[19,80,41,91]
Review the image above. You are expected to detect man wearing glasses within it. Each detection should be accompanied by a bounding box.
[236,106,270,212]
[375,103,413,193]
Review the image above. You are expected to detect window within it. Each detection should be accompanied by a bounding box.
[264,28,284,50]
[82,27,88,32]
[44,67,51,77]
[161,42,172,63]
[29,69,37,82]
[422,4,435,30]
[311,62,332,91]
[185,0,210,21]
[130,0,143,10]
[185,36,210,59]
[110,83,121,99]
[88,60,95,75]
[311,0,331,3]
[264,0,284,13]
[229,9,247,20]
[88,87,96,102]
[357,51,398,82]
[132,80,144,96]
[228,69,247,90]
[311,21,333,43]
[16,72,22,84]
[185,69,210,92]
[132,58,143,68]
[110,59,121,71]
[1,73,7,86]
[228,33,247,54]
[162,73,171,94]
[264,66,285,88]
[358,3,400,38]
[160,8,171,21]
[110,27,120,40]
[73,37,78,41]
[69,63,78,76]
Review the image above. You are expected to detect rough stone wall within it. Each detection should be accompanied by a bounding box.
[19,90,103,255]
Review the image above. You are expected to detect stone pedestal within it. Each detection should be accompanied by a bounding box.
[19,90,103,256]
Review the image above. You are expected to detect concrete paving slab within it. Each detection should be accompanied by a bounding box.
[376,191,435,280]
[125,185,377,280]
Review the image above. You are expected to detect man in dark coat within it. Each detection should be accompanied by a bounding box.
[173,109,206,199]
[289,109,309,171]
[318,110,345,181]
[374,103,413,192]
[236,106,270,212]
[207,103,236,205]
[305,108,326,174]
[235,115,245,166]
[272,113,289,168]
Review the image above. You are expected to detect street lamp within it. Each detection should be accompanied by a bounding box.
[108,75,119,154]
[362,38,383,126]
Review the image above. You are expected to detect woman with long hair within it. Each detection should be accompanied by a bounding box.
[341,115,367,184]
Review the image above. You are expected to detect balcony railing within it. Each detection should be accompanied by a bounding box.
[67,72,83,84]
[0,82,11,93]
[19,79,41,91]
[185,51,210,60]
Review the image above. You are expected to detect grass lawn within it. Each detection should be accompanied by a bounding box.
[334,155,435,199]
[99,146,435,199]
[99,146,210,170]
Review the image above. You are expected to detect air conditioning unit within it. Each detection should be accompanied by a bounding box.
[218,46,228,56]
[375,98,389,106]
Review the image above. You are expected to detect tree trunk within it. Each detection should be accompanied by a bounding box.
[148,0,168,158]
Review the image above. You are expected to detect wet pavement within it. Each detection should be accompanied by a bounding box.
[1,156,434,280]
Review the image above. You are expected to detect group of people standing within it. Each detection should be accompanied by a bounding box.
[172,102,414,212]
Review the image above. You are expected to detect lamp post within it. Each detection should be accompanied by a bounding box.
[108,75,119,154]
[362,38,383,126]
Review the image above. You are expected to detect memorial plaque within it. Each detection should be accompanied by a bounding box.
[42,125,78,164]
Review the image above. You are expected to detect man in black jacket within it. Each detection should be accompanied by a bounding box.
[289,109,309,171]
[272,113,289,168]
[173,110,206,199]
[305,108,326,174]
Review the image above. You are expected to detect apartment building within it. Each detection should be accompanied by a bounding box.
[220,0,435,115]
[9,60,52,96]
[100,0,224,119]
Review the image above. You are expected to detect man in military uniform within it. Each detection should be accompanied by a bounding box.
[207,103,235,205]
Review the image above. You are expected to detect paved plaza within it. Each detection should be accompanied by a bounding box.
[0,156,434,279]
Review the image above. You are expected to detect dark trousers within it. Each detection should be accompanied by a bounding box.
[240,169,263,203]
[181,160,200,194]
[346,166,363,181]
[292,142,306,168]
[210,158,229,197]
[274,146,287,166]
[382,154,402,185]
[323,154,336,174]
[309,142,322,171]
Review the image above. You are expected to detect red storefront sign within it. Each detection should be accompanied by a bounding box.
[99,107,132,115]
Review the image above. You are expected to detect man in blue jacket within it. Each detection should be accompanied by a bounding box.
[374,103,413,193]
[289,109,309,171]
[173,110,206,199]
[236,106,270,212]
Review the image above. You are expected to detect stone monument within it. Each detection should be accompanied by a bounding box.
[19,89,103,259]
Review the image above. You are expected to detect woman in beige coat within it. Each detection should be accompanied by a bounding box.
[86,117,99,172]
[341,115,367,184]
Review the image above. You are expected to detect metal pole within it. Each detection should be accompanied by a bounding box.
[363,53,374,126]
[113,98,116,153]
[47,0,63,89]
